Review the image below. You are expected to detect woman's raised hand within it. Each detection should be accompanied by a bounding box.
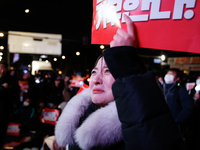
[110,14,137,48]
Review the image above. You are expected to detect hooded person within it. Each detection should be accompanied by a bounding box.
[163,68,193,143]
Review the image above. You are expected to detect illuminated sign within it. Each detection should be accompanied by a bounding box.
[8,31,62,55]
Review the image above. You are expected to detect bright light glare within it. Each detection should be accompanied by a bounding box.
[79,81,84,86]
[87,78,90,82]
[0,56,2,61]
[45,60,48,63]
[0,52,3,56]
[0,33,4,37]
[0,46,4,50]
[23,70,28,74]
[35,79,40,84]
[62,55,66,59]
[195,85,200,91]
[23,43,29,47]
[25,9,29,13]
[28,64,31,68]
[100,45,105,49]
[161,55,166,61]
[54,58,57,61]
[99,3,121,28]
[40,55,47,58]
[106,5,121,28]
[76,52,80,56]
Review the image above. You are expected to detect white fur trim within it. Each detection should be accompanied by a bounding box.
[55,88,123,149]
[75,102,122,150]
[55,88,92,147]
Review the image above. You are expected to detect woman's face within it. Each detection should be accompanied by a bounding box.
[89,57,115,106]
[89,57,115,107]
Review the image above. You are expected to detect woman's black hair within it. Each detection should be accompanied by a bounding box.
[94,53,104,68]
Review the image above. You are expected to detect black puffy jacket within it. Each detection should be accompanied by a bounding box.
[104,46,182,150]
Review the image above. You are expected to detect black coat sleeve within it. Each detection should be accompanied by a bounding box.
[104,46,181,150]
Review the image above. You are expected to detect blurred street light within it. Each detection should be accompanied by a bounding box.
[161,55,166,61]
[62,55,66,59]
[87,78,90,82]
[54,58,57,61]
[40,55,47,58]
[0,33,4,37]
[76,51,80,56]
[0,56,2,61]
[0,46,4,50]
[0,52,3,56]
[45,60,48,63]
[25,9,30,13]
[100,45,105,49]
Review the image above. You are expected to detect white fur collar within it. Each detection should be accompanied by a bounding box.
[55,88,123,149]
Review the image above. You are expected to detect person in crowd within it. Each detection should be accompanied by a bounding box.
[190,75,200,150]
[9,69,21,111]
[190,75,200,106]
[18,71,36,106]
[45,77,64,108]
[0,61,14,148]
[163,68,193,142]
[69,72,83,98]
[55,15,181,150]
[62,73,71,103]
[11,97,35,135]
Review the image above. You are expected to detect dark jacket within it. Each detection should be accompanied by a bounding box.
[190,85,200,107]
[163,83,193,124]
[0,74,14,147]
[104,46,182,150]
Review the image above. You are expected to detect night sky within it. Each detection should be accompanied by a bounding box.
[0,0,93,40]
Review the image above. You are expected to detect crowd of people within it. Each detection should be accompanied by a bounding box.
[0,58,200,150]
[0,60,88,150]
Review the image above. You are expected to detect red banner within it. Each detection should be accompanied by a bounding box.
[18,80,29,90]
[6,123,21,136]
[70,76,85,88]
[91,0,200,54]
[186,82,195,91]
[70,74,89,88]
[76,83,89,94]
[40,108,60,125]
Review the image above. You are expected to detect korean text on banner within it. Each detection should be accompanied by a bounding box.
[91,0,200,54]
